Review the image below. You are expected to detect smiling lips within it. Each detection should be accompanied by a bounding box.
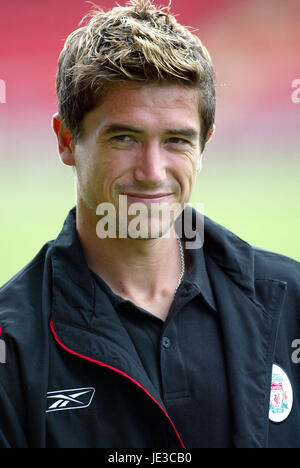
[122,193,174,204]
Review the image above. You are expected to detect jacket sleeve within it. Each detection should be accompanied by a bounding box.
[0,325,49,449]
[0,320,49,448]
[0,249,51,448]
[0,375,28,448]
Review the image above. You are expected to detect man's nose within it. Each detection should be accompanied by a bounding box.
[134,142,166,185]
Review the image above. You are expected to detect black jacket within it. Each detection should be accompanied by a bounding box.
[1,207,300,448]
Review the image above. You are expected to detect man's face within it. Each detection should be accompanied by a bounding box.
[71,82,202,237]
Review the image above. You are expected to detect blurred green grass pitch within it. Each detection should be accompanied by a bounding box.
[1,155,299,287]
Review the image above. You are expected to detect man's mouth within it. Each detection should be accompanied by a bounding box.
[121,193,174,204]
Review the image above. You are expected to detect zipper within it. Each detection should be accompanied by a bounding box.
[50,320,185,448]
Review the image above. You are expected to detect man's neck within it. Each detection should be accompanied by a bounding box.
[76,199,185,321]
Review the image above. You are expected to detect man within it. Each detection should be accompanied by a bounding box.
[0,0,300,449]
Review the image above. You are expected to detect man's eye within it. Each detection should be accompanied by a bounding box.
[167,137,189,145]
[113,135,133,142]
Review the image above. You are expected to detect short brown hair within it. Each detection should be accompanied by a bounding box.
[56,0,216,152]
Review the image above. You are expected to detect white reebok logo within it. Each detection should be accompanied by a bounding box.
[46,387,95,413]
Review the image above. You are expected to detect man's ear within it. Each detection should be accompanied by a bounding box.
[52,113,75,166]
[197,124,215,172]
[206,124,215,145]
[197,125,215,172]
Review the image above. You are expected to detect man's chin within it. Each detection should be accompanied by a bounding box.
[118,217,175,240]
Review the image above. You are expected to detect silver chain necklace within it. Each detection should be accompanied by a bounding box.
[175,237,185,293]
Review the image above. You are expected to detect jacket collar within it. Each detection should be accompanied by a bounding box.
[50,205,240,327]
[50,205,257,326]
[176,205,256,299]
[50,206,94,329]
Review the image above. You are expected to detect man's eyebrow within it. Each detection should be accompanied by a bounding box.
[100,124,143,135]
[165,128,199,139]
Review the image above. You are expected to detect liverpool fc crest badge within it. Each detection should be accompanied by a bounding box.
[269,364,293,423]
